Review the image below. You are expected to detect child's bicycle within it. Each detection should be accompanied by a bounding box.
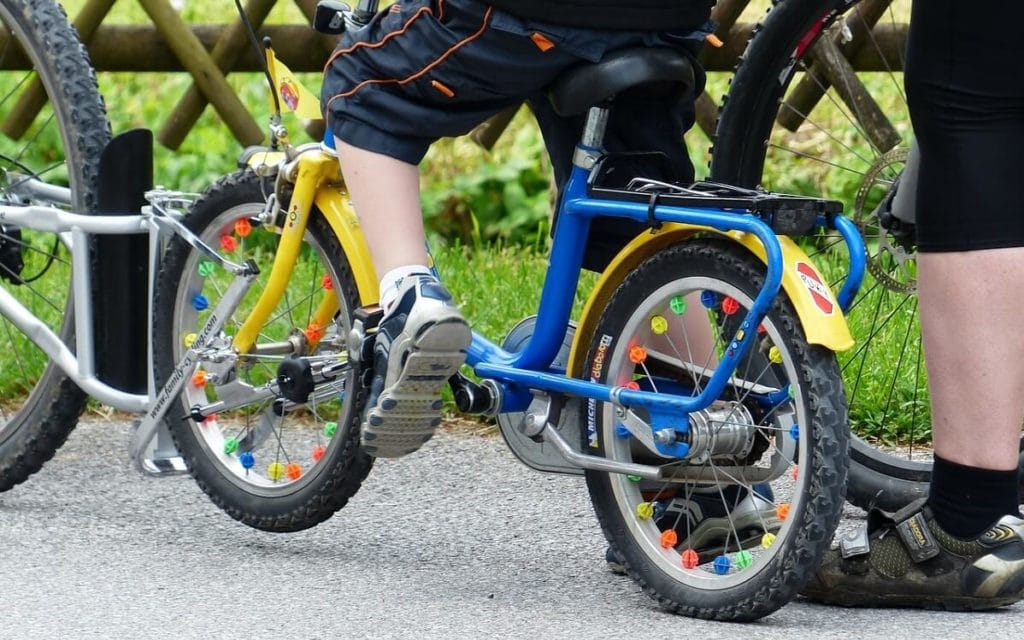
[0,0,867,621]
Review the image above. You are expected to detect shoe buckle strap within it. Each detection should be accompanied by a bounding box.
[839,524,871,559]
[895,512,940,563]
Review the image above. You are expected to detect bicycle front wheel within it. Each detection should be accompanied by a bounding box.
[584,239,848,621]
[711,0,951,511]
[154,170,373,532]
[0,0,111,491]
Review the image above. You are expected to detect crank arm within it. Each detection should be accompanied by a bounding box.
[187,359,353,420]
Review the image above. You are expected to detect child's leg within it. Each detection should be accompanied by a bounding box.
[335,143,470,459]
[336,140,429,278]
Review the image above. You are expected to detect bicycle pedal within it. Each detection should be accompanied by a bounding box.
[348,304,383,365]
[138,455,189,477]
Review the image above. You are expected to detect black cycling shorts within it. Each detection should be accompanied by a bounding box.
[906,0,1024,252]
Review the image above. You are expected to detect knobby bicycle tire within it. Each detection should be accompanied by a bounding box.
[0,0,111,492]
[153,170,373,532]
[584,238,847,620]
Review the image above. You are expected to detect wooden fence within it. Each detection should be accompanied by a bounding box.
[26,0,905,149]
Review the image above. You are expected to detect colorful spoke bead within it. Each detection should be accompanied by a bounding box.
[713,555,731,575]
[650,315,668,335]
[776,503,790,521]
[735,550,753,570]
[191,370,208,387]
[223,437,239,454]
[305,323,324,343]
[184,332,198,348]
[636,502,655,520]
[234,218,252,237]
[240,451,255,469]
[286,463,302,481]
[757,323,766,334]
[669,296,688,315]
[681,549,699,569]
[768,346,783,364]
[789,424,800,440]
[722,297,740,315]
[660,530,678,549]
[323,421,338,437]
[220,235,237,252]
[311,445,326,462]
[791,465,800,481]
[700,290,718,308]
[321,275,334,290]
[625,381,640,391]
[629,346,647,364]
[191,293,209,311]
[267,461,286,481]
[197,261,215,277]
[615,424,631,439]
[626,475,642,483]
[761,532,776,549]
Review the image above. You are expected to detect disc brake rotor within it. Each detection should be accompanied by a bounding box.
[854,146,916,294]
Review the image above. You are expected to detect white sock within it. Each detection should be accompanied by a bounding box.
[379,265,433,312]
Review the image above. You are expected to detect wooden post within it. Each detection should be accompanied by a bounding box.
[777,0,893,132]
[1,0,116,140]
[158,0,277,150]
[137,0,263,146]
[801,35,901,154]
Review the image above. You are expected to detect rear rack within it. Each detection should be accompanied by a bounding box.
[587,153,843,235]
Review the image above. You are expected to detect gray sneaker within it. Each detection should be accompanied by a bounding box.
[801,499,1024,610]
[362,275,471,458]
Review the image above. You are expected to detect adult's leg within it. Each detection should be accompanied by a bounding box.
[800,0,1024,609]
[920,250,1024,472]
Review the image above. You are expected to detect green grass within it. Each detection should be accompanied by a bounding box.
[0,1,927,443]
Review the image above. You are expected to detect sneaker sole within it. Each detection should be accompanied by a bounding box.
[800,586,1022,611]
[361,316,471,458]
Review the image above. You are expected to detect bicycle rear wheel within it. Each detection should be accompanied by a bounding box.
[154,170,373,532]
[711,0,955,511]
[584,239,848,620]
[0,0,110,491]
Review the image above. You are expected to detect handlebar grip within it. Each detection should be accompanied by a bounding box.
[313,0,350,34]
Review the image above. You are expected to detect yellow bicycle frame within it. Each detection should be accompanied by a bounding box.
[233,150,380,354]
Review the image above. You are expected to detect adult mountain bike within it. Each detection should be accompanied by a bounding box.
[711,0,977,511]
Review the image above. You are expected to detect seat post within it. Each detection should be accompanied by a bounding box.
[573,105,609,170]
[580,105,609,148]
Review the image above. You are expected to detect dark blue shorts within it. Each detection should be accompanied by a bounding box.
[320,0,710,268]
[321,0,708,165]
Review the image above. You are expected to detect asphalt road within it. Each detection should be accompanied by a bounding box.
[2,419,1024,639]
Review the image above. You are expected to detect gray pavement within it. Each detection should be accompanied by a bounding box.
[2,419,1024,639]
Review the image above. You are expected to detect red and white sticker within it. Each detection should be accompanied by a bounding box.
[796,262,835,315]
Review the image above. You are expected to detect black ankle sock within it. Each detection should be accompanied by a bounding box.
[927,454,1020,539]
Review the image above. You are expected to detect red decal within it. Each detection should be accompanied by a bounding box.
[796,262,834,315]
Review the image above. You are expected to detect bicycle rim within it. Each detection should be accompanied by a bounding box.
[155,170,372,531]
[584,240,847,620]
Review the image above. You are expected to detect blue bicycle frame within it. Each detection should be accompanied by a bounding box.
[469,137,867,417]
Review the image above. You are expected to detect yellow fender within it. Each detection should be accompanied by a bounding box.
[565,224,854,378]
